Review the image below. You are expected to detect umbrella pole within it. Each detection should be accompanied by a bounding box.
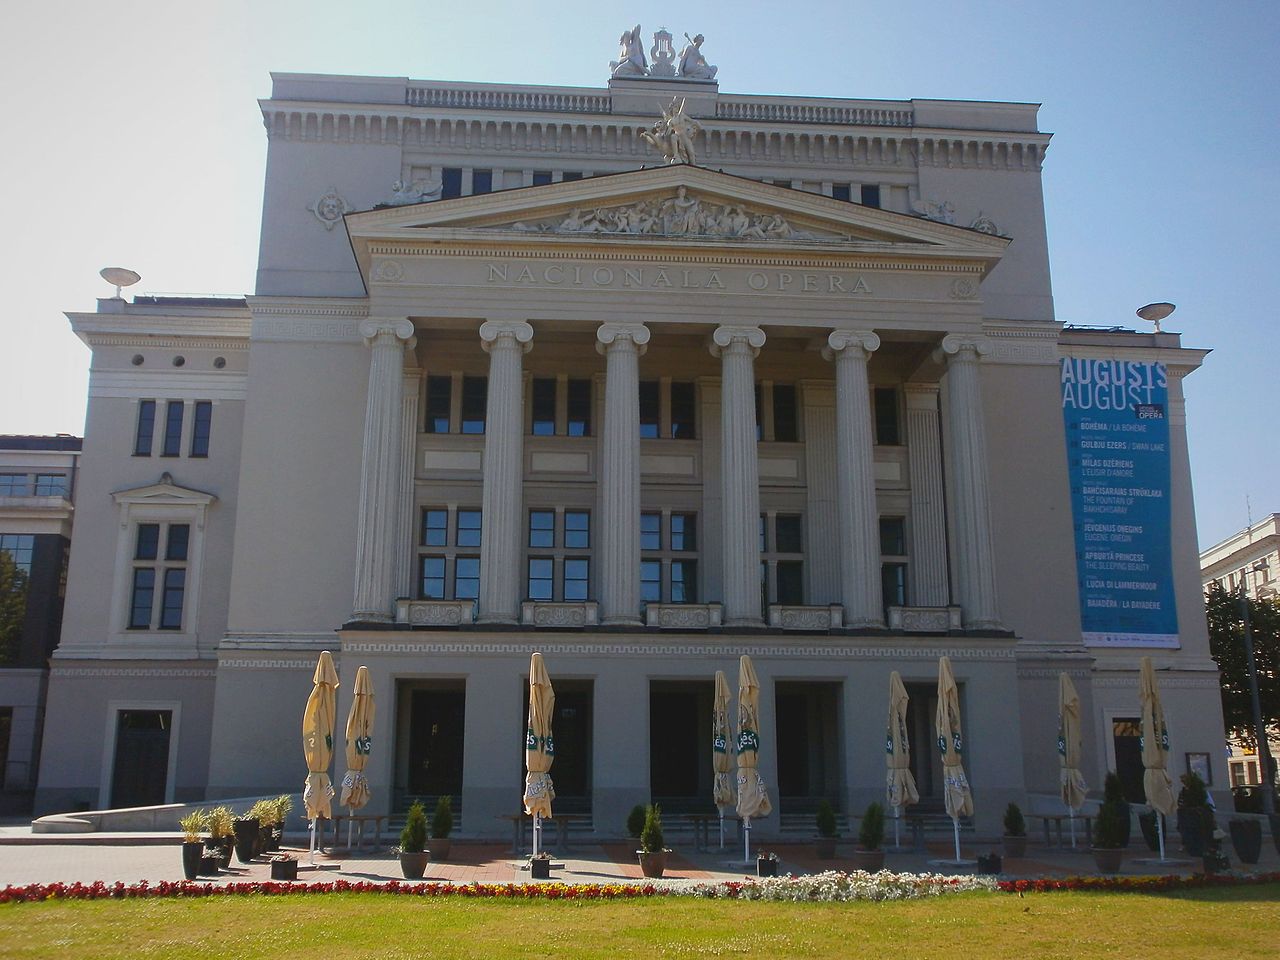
[1156,812,1166,861]
[1069,813,1076,849]
[744,816,751,863]
[952,816,961,862]
[533,814,540,859]
[894,805,901,848]
[719,813,724,850]
[347,807,354,850]
[309,817,317,865]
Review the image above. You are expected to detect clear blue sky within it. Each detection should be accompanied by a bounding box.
[2,0,1276,548]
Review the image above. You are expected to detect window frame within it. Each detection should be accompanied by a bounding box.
[524,507,592,602]
[416,506,483,602]
[761,511,804,608]
[640,510,700,605]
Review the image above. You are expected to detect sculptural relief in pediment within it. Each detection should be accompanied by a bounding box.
[494,188,848,242]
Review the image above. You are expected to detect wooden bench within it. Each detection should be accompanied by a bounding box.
[326,814,387,852]
[1027,813,1093,848]
[905,813,976,854]
[496,812,591,854]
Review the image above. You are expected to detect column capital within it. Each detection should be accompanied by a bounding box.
[822,329,880,361]
[479,319,534,353]
[595,321,650,356]
[709,324,766,358]
[938,333,992,361]
[360,317,415,347]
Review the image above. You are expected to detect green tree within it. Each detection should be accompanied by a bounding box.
[1205,582,1280,748]
[0,551,29,665]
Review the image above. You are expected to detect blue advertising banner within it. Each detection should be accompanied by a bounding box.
[1061,358,1179,647]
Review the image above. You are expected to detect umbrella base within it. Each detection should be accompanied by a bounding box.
[927,858,976,867]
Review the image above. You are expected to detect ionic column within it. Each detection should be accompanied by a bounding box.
[939,334,1002,630]
[711,325,766,626]
[394,368,421,601]
[824,329,883,628]
[904,384,950,607]
[596,322,650,625]
[352,318,416,622]
[477,320,534,623]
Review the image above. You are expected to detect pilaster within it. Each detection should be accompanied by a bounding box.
[904,383,950,607]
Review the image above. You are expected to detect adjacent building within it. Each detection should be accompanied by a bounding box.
[34,49,1227,832]
[0,435,79,812]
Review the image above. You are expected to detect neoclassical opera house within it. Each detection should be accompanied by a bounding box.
[35,32,1224,835]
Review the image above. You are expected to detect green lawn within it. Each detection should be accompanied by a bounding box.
[0,886,1276,959]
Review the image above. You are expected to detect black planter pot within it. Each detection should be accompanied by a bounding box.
[530,857,552,879]
[756,857,778,877]
[270,858,298,881]
[181,841,203,880]
[976,853,1002,875]
[214,837,233,869]
[234,818,260,864]
[1229,819,1262,865]
[199,853,220,876]
[1115,800,1131,849]
[399,851,430,879]
[1177,808,1210,857]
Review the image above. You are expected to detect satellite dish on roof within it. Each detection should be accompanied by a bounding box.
[1135,301,1175,333]
[100,267,141,299]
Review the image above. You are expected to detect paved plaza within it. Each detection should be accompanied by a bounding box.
[1,826,1276,888]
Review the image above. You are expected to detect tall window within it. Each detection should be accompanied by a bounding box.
[756,382,799,442]
[640,511,699,604]
[134,400,156,456]
[128,523,189,630]
[418,507,481,602]
[528,377,593,437]
[190,401,213,457]
[471,169,493,194]
[531,379,556,436]
[161,401,184,457]
[880,516,908,614]
[832,183,852,202]
[567,379,591,437]
[639,381,696,439]
[34,474,68,496]
[761,513,804,607]
[0,475,29,497]
[526,509,591,601]
[460,376,487,434]
[0,534,34,574]
[441,168,462,199]
[532,171,553,186]
[874,388,901,445]
[425,375,451,433]
[861,184,881,208]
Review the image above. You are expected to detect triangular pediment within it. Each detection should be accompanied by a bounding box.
[344,165,1008,280]
[111,473,217,507]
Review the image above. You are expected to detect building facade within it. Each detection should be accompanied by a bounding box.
[36,56,1227,832]
[0,435,79,811]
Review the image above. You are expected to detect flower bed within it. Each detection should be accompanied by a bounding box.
[0,871,992,905]
[996,872,1280,894]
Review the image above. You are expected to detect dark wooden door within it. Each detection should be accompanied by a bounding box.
[110,710,171,808]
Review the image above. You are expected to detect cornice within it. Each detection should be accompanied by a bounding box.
[68,313,252,346]
[247,297,370,318]
[81,335,249,351]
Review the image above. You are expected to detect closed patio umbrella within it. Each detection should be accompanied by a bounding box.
[523,652,555,859]
[339,665,375,848]
[302,650,339,863]
[1139,656,1176,859]
[712,669,736,849]
[1057,672,1087,847]
[936,656,972,863]
[735,654,771,862]
[886,671,920,848]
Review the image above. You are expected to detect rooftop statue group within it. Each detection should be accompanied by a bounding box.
[610,25,717,81]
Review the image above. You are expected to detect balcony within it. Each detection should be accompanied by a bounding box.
[644,603,723,630]
[395,599,475,627]
[886,606,963,633]
[768,605,843,631]
[520,601,599,629]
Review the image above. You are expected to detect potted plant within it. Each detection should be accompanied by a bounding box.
[1002,802,1027,858]
[1228,816,1262,865]
[851,802,885,872]
[269,853,298,881]
[398,800,430,879]
[626,804,646,840]
[636,804,669,878]
[756,850,779,877]
[428,795,454,862]
[179,809,206,880]
[247,799,275,855]
[976,851,1003,874]
[207,806,234,869]
[814,799,838,860]
[1176,772,1213,857]
[1092,773,1129,874]
[271,794,293,850]
[233,809,260,864]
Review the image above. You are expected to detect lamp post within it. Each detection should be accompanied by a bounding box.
[1238,558,1275,813]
